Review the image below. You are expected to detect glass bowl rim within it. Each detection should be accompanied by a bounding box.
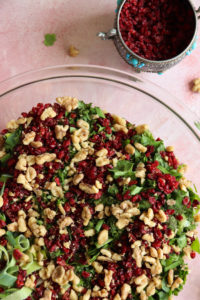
[0,64,199,141]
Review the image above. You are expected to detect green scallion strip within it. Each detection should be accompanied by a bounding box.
[2,287,32,300]
[15,235,30,252]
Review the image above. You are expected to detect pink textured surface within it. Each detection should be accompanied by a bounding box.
[0,0,200,117]
[0,1,200,299]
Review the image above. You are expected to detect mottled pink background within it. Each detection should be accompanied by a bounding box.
[0,1,200,299]
[0,0,200,117]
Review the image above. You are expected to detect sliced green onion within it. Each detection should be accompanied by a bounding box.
[0,246,17,288]
[2,287,32,300]
[6,232,16,248]
[16,235,30,252]
[22,253,41,275]
[95,220,104,233]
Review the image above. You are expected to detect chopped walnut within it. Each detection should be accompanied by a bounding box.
[146,281,156,297]
[135,124,149,134]
[96,157,110,167]
[72,149,88,163]
[71,128,89,150]
[156,210,167,223]
[0,150,6,159]
[81,206,92,226]
[92,261,103,274]
[23,131,36,145]
[17,174,32,191]
[70,289,78,300]
[18,216,27,232]
[25,275,36,289]
[6,119,19,130]
[59,216,73,229]
[73,173,84,185]
[84,229,95,237]
[168,269,174,286]
[142,233,155,243]
[104,269,113,291]
[91,289,108,298]
[44,208,56,220]
[96,148,108,157]
[0,229,5,237]
[132,245,143,268]
[135,162,146,179]
[171,277,183,291]
[192,78,200,93]
[31,141,43,148]
[121,283,131,300]
[151,259,162,275]
[98,229,108,246]
[77,119,89,130]
[7,222,18,232]
[69,45,79,57]
[194,214,200,222]
[39,262,55,280]
[79,182,99,194]
[45,181,64,198]
[125,144,135,155]
[40,289,52,300]
[26,166,37,182]
[36,153,56,165]
[140,291,147,300]
[134,142,147,153]
[81,289,91,300]
[113,294,121,300]
[56,96,79,112]
[55,125,69,140]
[40,107,56,121]
[0,196,3,208]
[113,124,128,134]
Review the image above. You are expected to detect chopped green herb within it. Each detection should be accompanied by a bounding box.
[44,33,56,46]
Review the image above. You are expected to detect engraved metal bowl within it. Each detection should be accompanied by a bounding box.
[98,0,200,73]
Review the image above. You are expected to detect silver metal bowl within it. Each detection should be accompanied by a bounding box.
[98,0,200,73]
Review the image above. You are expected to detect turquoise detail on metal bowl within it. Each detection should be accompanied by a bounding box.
[126,54,131,60]
[131,58,138,66]
[158,72,163,75]
[117,0,123,7]
[186,50,192,55]
[138,63,145,68]
[191,41,197,50]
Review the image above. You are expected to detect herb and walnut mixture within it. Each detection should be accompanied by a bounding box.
[0,98,199,300]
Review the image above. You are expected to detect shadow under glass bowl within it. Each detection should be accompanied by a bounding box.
[0,64,200,299]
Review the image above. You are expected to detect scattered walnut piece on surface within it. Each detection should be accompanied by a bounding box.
[69,45,79,57]
[192,78,200,93]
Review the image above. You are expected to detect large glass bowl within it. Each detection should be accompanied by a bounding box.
[0,65,199,299]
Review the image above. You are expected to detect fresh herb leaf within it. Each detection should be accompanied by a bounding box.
[168,216,178,231]
[129,185,143,196]
[191,237,200,254]
[44,33,56,46]
[157,165,182,179]
[177,235,187,249]
[162,254,184,272]
[158,291,170,300]
[91,107,105,118]
[49,249,63,259]
[4,127,22,152]
[108,184,119,195]
[0,174,12,183]
[110,160,134,179]
[139,200,151,210]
